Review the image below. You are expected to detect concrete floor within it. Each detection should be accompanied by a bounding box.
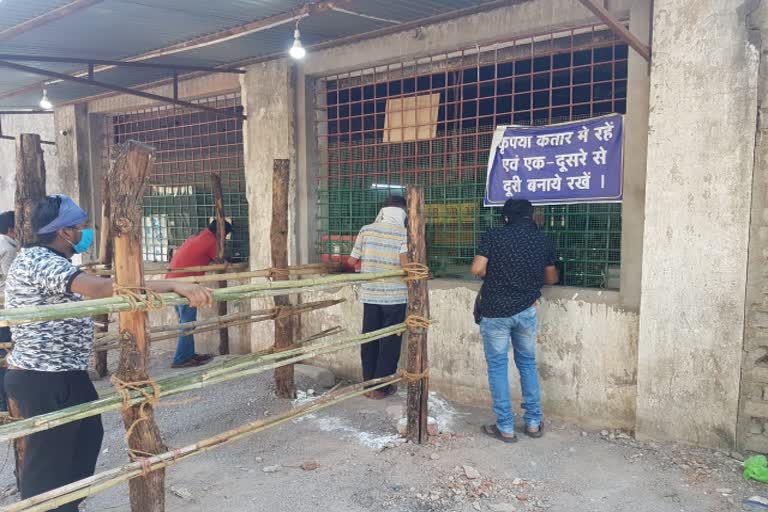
[0,348,761,512]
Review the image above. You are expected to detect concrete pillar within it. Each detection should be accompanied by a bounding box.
[618,0,651,311]
[54,104,102,261]
[737,1,768,454]
[636,0,760,448]
[241,58,297,351]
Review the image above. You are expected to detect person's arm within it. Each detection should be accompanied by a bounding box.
[544,265,560,286]
[71,273,214,307]
[543,238,559,286]
[471,255,488,278]
[0,248,15,277]
[347,230,365,268]
[471,232,491,279]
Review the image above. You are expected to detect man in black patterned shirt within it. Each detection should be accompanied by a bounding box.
[471,199,559,443]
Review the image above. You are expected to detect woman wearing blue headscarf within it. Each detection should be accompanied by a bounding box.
[4,195,213,510]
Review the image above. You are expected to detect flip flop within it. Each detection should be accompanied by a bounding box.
[523,422,544,438]
[482,424,518,443]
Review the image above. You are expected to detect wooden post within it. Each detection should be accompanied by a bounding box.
[92,174,113,378]
[11,133,47,487]
[109,141,166,512]
[210,173,229,355]
[271,159,295,399]
[405,186,429,443]
[14,134,46,247]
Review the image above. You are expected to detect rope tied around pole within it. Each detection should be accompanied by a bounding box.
[111,375,161,461]
[113,285,168,312]
[405,315,432,329]
[111,375,200,462]
[403,263,429,281]
[267,267,290,281]
[398,367,430,383]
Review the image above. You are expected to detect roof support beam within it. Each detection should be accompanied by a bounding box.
[0,0,104,42]
[42,0,352,86]
[0,60,245,120]
[0,54,245,74]
[0,119,55,145]
[576,0,651,61]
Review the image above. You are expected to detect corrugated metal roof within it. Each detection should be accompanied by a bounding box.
[0,0,507,108]
[0,0,73,31]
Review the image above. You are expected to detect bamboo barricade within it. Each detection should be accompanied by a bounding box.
[168,263,339,284]
[0,271,406,326]
[0,323,407,444]
[93,300,344,346]
[2,376,402,512]
[85,262,248,275]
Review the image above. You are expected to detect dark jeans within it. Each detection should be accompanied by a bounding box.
[5,369,104,511]
[361,303,407,389]
[0,326,9,412]
[173,305,197,365]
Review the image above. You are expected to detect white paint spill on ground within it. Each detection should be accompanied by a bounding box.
[296,411,401,450]
[293,389,320,407]
[428,391,466,432]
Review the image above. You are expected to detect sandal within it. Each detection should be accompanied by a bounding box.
[171,356,212,369]
[524,422,544,438]
[482,424,518,443]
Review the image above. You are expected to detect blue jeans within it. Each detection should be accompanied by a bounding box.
[480,307,542,435]
[173,305,197,366]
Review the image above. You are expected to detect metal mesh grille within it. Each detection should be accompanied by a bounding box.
[111,93,248,263]
[316,25,627,287]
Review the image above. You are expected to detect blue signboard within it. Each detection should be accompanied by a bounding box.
[484,114,624,206]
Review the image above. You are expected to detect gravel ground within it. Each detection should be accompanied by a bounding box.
[0,346,763,512]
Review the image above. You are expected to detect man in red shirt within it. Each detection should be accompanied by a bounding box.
[166,220,233,368]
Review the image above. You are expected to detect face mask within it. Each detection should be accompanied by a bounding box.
[67,228,94,254]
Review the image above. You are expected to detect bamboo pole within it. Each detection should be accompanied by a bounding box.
[405,186,430,444]
[11,132,47,489]
[109,140,166,511]
[96,299,343,339]
[168,264,338,283]
[210,171,230,355]
[271,159,294,399]
[0,270,405,326]
[0,323,405,444]
[89,262,248,275]
[2,375,402,512]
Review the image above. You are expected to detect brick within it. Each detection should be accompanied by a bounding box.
[746,367,768,384]
[751,418,765,435]
[744,400,768,418]
[743,435,768,454]
[751,312,768,328]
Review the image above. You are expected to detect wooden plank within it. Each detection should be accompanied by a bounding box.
[383,93,440,143]
[271,159,295,399]
[109,141,166,512]
[576,0,651,62]
[11,133,47,487]
[210,173,229,355]
[405,186,430,443]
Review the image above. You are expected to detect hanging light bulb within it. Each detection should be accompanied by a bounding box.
[39,89,53,110]
[289,28,306,60]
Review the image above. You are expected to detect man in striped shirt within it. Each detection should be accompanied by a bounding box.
[348,195,408,399]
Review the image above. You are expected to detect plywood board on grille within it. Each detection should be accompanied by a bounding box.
[383,93,440,143]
